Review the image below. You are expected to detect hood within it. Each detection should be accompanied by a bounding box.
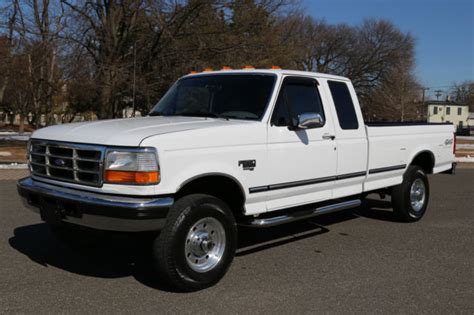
[31,116,251,146]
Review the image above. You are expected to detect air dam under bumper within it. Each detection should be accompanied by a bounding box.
[17,177,174,232]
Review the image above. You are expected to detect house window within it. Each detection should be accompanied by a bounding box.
[458,107,462,115]
[446,107,451,115]
[433,107,438,115]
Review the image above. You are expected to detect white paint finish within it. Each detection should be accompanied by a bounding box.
[364,173,404,192]
[28,69,456,217]
[264,77,337,211]
[32,116,248,147]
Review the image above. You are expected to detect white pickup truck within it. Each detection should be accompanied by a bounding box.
[18,69,456,291]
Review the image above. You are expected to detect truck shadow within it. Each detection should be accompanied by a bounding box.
[8,198,396,291]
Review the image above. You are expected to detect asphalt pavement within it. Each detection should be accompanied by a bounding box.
[1,170,473,313]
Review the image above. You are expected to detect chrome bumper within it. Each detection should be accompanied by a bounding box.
[17,177,174,232]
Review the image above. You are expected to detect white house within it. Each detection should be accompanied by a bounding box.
[426,101,470,129]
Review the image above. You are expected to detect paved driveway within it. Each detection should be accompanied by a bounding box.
[1,170,473,313]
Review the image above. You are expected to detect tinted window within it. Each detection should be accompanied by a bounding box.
[150,74,276,120]
[328,81,359,130]
[272,77,325,127]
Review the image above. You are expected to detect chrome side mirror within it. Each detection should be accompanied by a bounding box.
[296,113,324,129]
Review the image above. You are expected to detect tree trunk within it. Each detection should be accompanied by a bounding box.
[45,48,57,126]
[18,114,25,134]
[8,113,15,125]
[0,76,8,104]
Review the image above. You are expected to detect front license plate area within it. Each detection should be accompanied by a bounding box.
[40,198,64,224]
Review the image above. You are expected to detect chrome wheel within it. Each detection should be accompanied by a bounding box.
[185,217,226,272]
[410,178,426,212]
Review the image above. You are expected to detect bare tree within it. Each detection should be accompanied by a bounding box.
[451,81,474,111]
[368,60,421,121]
[1,0,64,127]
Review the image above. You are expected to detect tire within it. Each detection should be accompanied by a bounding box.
[391,166,430,222]
[153,194,237,291]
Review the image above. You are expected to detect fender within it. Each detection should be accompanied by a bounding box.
[176,172,247,201]
[408,149,435,174]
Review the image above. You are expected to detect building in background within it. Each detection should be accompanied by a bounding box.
[426,101,470,131]
[468,113,474,135]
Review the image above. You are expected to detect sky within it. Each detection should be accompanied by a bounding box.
[301,0,474,99]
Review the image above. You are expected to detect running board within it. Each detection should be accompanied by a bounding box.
[240,199,361,228]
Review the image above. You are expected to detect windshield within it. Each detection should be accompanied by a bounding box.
[149,74,276,120]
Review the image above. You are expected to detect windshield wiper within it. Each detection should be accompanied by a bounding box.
[178,112,228,120]
[149,111,230,120]
[149,111,165,116]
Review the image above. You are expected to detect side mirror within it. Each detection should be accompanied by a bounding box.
[295,113,324,129]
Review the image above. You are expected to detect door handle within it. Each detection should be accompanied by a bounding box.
[322,133,336,140]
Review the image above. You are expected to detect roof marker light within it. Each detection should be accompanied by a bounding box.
[221,66,232,70]
[203,67,213,72]
[243,65,255,69]
[270,65,281,69]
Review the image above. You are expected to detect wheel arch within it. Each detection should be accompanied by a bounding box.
[175,173,247,217]
[409,150,435,174]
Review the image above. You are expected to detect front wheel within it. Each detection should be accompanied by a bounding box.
[153,194,237,291]
[392,166,430,222]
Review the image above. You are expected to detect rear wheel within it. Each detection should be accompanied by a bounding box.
[153,194,237,291]
[392,166,430,222]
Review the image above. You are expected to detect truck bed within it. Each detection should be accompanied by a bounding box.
[364,123,455,191]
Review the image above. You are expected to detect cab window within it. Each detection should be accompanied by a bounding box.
[328,81,359,130]
[272,77,325,127]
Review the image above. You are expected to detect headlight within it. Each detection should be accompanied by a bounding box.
[104,148,160,185]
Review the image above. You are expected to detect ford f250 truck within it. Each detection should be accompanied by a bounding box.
[18,69,456,291]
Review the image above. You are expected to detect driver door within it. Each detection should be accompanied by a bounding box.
[265,76,337,211]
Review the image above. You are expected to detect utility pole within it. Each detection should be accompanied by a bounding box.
[132,42,137,118]
[420,87,430,120]
[421,87,429,104]
[434,89,443,101]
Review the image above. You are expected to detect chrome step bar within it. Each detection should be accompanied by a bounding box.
[241,199,361,228]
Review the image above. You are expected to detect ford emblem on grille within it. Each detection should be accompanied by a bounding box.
[54,158,66,167]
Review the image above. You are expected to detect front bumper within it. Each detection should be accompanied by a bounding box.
[17,177,174,232]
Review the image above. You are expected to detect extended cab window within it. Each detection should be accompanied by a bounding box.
[328,81,359,130]
[272,77,325,127]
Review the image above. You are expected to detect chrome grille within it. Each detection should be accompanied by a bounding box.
[28,140,106,187]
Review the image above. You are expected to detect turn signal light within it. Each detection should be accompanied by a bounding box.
[105,170,160,184]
